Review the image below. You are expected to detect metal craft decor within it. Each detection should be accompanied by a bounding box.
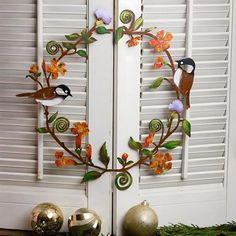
[16,9,195,191]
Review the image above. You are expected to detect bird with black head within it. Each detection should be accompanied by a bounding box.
[16,84,72,106]
[173,58,196,109]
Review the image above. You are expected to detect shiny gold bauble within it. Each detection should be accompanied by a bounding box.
[31,202,64,235]
[123,200,158,236]
[68,208,101,236]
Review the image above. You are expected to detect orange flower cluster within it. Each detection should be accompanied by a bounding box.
[127,36,141,47]
[54,151,77,167]
[144,133,154,147]
[47,58,66,80]
[29,64,39,74]
[149,30,173,52]
[149,152,172,174]
[71,122,89,149]
[154,57,164,69]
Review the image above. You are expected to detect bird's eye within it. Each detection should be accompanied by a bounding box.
[65,90,68,93]
[181,62,184,64]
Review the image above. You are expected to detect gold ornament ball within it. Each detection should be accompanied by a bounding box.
[31,202,64,235]
[68,208,101,236]
[123,200,158,236]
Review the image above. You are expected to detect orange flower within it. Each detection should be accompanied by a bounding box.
[71,122,89,149]
[54,151,77,167]
[149,30,173,52]
[122,153,129,161]
[85,144,92,160]
[144,133,154,148]
[127,36,141,47]
[29,64,38,74]
[71,122,89,137]
[149,152,172,174]
[154,57,164,69]
[47,58,66,80]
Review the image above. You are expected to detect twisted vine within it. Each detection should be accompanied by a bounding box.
[19,9,192,191]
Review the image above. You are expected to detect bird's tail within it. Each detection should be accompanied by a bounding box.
[16,92,34,98]
[186,93,190,109]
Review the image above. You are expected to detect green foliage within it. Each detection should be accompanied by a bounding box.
[141,149,153,157]
[150,77,164,89]
[35,127,48,133]
[128,137,142,151]
[65,33,79,41]
[131,16,143,30]
[156,222,236,236]
[48,112,58,123]
[182,119,191,137]
[81,171,101,183]
[96,26,110,34]
[62,42,76,51]
[99,142,110,168]
[161,140,182,150]
[77,50,88,59]
[115,26,124,43]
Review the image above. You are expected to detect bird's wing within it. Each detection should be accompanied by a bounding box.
[33,87,56,100]
[173,68,182,87]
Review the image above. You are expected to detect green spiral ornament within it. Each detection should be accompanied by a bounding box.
[114,172,133,191]
[149,119,163,132]
[46,41,60,55]
[120,9,135,24]
[53,117,70,133]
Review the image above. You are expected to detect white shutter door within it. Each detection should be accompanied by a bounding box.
[0,0,113,232]
[140,0,232,226]
[115,0,233,232]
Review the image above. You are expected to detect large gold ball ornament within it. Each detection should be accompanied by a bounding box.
[68,208,101,236]
[123,200,158,236]
[31,202,64,235]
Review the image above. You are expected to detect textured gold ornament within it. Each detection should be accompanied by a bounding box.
[123,200,158,236]
[68,208,101,236]
[31,202,64,235]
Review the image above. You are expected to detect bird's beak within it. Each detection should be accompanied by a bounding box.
[69,93,72,97]
[175,60,180,63]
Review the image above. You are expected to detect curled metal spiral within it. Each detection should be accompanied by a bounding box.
[114,172,133,191]
[53,117,70,133]
[120,9,135,24]
[149,119,163,132]
[46,41,60,55]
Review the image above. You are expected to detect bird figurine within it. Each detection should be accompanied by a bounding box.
[16,84,72,106]
[173,58,196,109]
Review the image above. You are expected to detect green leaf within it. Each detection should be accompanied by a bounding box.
[75,148,82,155]
[96,26,110,34]
[162,140,182,150]
[87,37,97,44]
[48,112,58,123]
[81,171,101,183]
[115,26,124,43]
[35,72,41,78]
[145,27,157,32]
[149,77,164,89]
[77,50,88,59]
[35,127,48,133]
[128,137,142,151]
[65,33,79,41]
[141,149,153,157]
[117,157,125,166]
[62,42,76,51]
[131,16,143,30]
[126,160,134,166]
[182,119,191,137]
[99,142,110,167]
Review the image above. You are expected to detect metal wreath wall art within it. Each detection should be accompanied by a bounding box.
[16,9,195,191]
